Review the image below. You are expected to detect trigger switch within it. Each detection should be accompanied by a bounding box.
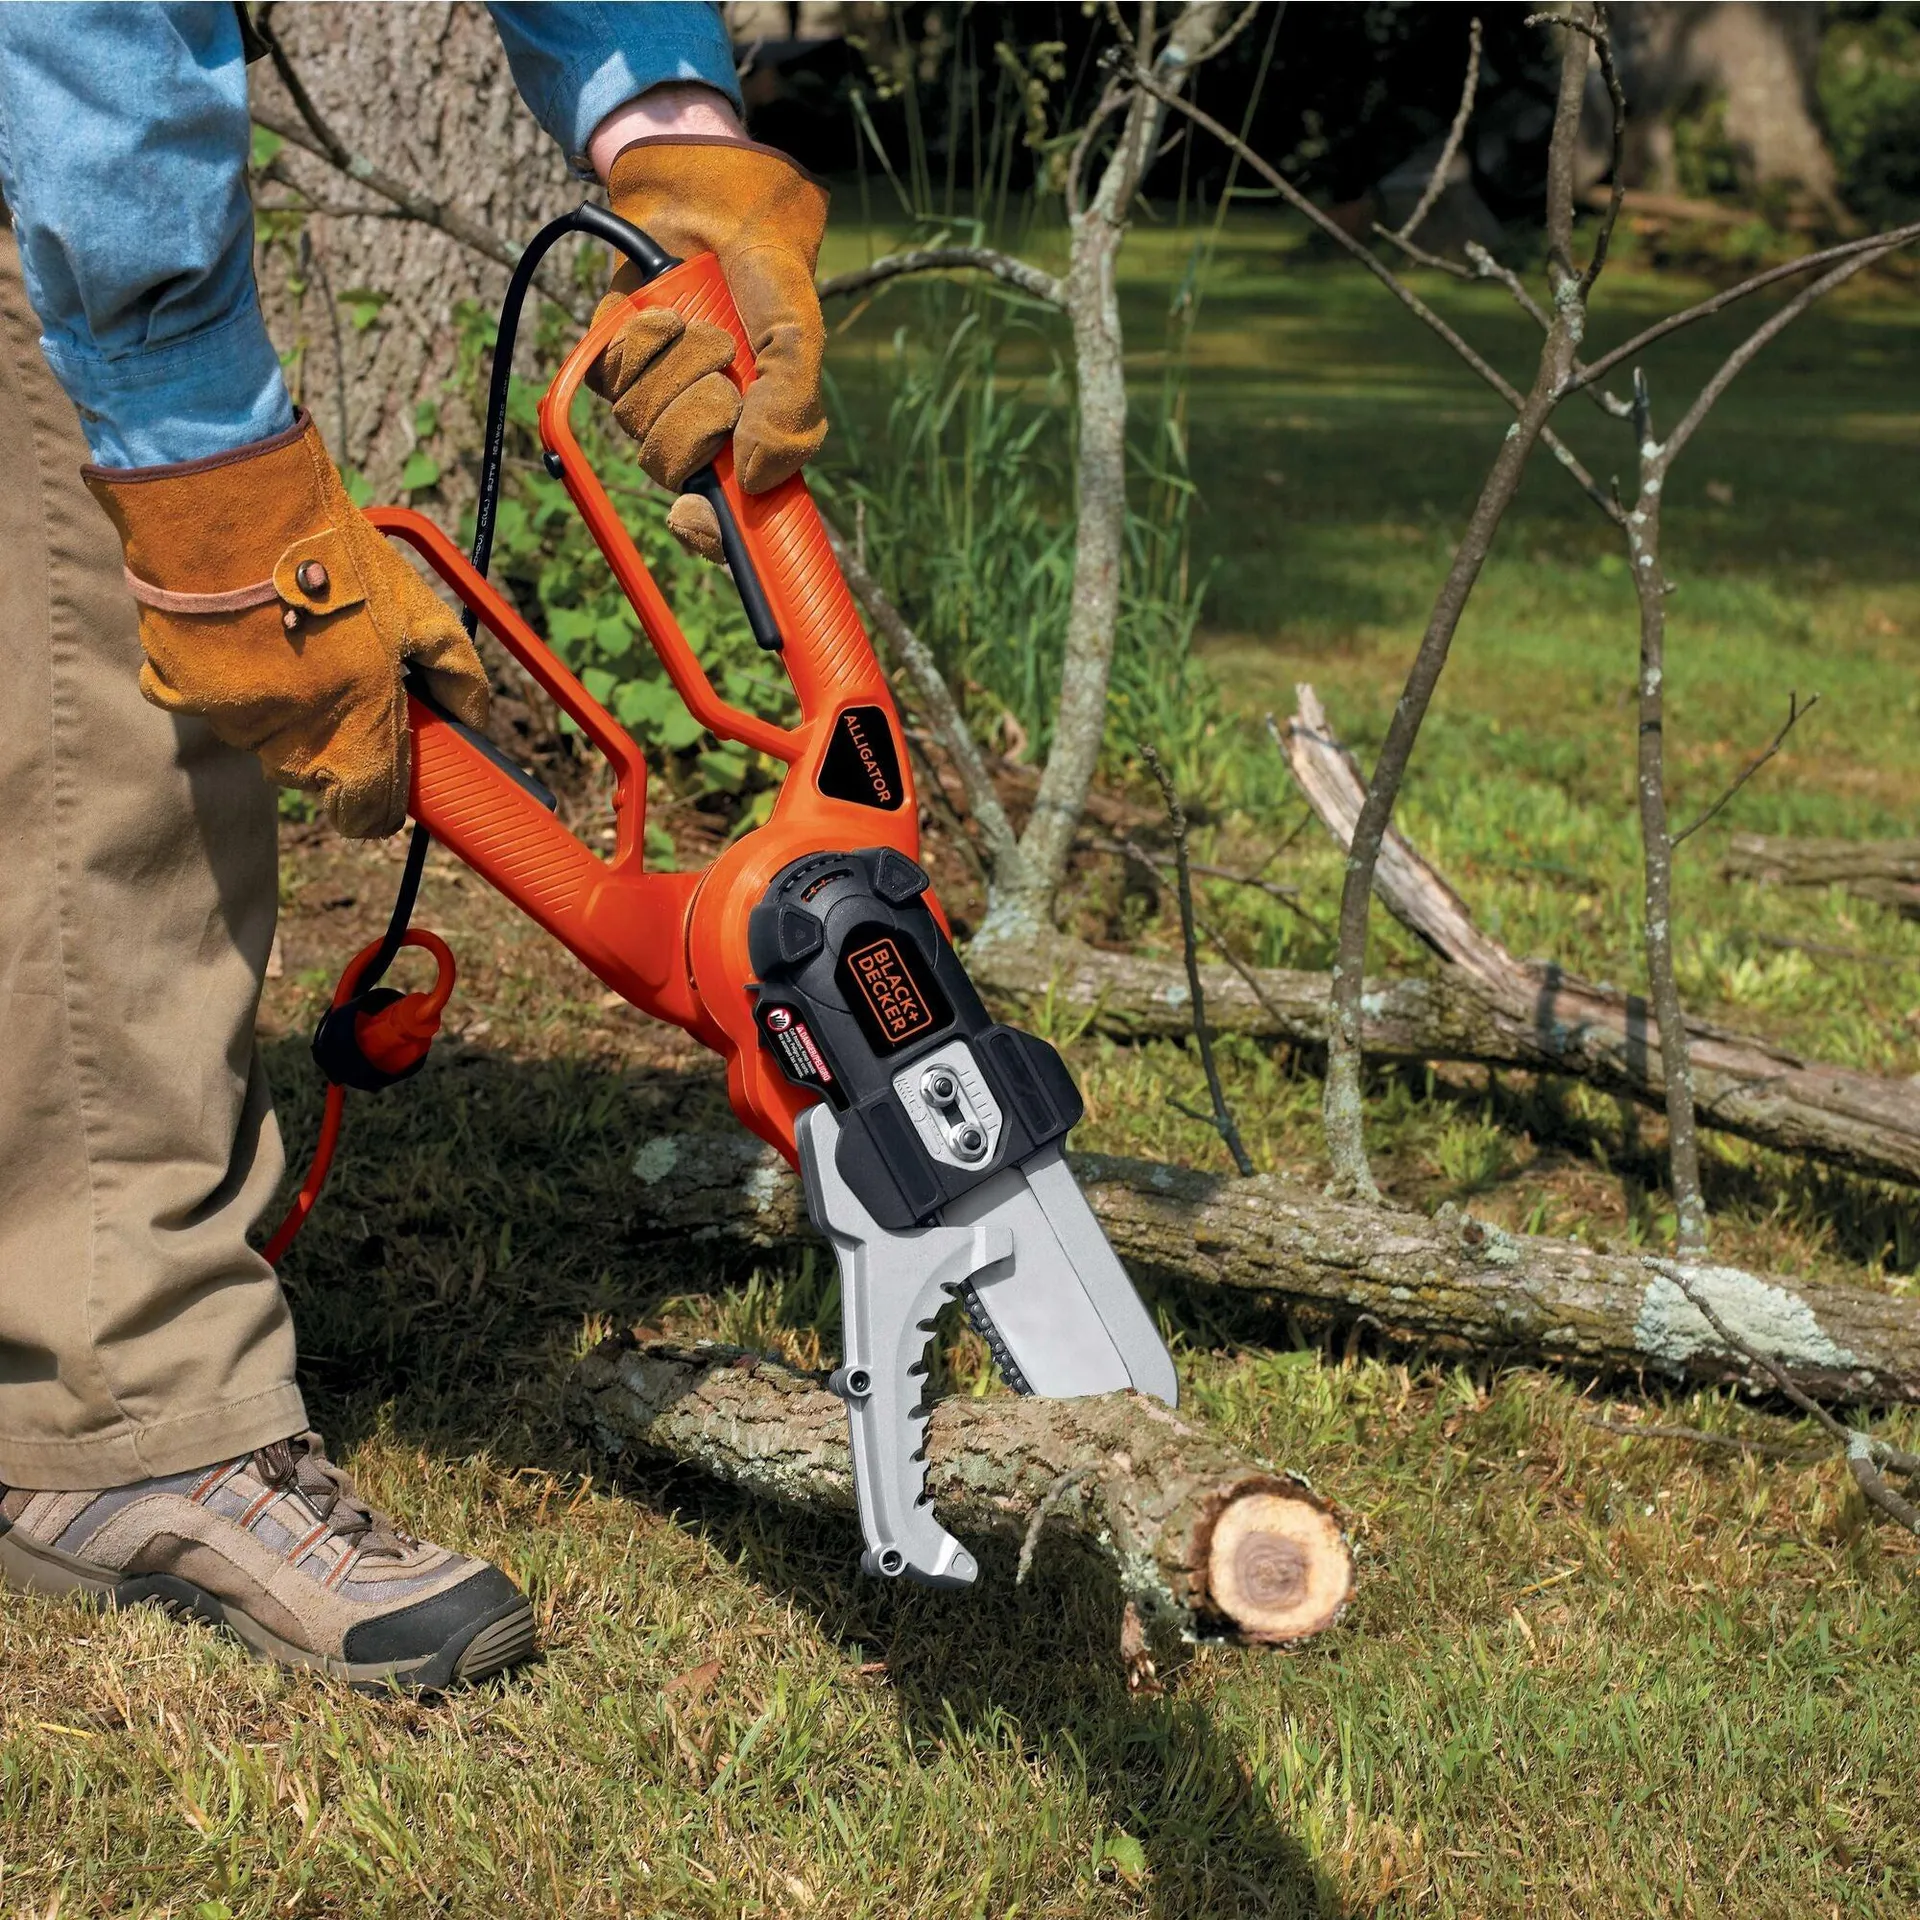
[870,850,929,906]
[777,908,825,965]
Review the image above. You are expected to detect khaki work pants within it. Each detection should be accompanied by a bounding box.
[0,221,305,1490]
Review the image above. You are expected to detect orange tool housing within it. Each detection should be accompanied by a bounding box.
[371,252,938,1166]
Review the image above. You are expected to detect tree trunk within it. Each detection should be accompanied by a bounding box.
[628,1132,1920,1405]
[1627,387,1709,1254]
[975,1,1228,945]
[247,3,584,503]
[1726,834,1920,917]
[1610,4,1838,210]
[572,1336,1353,1643]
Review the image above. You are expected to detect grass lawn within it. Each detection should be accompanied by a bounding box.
[4,220,1918,1917]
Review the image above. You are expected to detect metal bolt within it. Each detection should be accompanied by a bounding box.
[953,1123,987,1160]
[923,1068,958,1106]
[295,559,329,596]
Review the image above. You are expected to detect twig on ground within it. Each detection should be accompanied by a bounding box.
[1140,744,1254,1176]
[1752,932,1911,968]
[1672,693,1821,848]
[1394,17,1482,244]
[1579,1413,1821,1462]
[1661,1265,1920,1539]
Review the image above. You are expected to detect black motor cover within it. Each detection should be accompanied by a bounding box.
[747,848,1082,1230]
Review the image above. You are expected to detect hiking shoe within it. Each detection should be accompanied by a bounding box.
[0,1433,534,1691]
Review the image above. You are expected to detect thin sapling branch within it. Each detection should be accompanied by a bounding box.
[1672,694,1820,849]
[1140,743,1254,1176]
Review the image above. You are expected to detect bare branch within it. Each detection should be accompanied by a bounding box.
[1536,5,1593,294]
[1133,72,1625,525]
[1093,836,1326,932]
[1671,693,1820,848]
[1624,369,1708,1254]
[1577,8,1627,298]
[823,521,1026,883]
[1663,241,1912,467]
[1395,17,1482,245]
[1140,744,1254,1176]
[1372,224,1477,281]
[1183,0,1267,68]
[818,245,1065,308]
[1570,221,1920,395]
[249,11,591,326]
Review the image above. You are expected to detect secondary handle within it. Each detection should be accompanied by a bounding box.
[539,249,894,756]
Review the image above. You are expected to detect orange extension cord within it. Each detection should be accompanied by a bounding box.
[262,929,456,1267]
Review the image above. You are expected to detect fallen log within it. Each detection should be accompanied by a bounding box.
[970,692,1920,1190]
[573,1335,1353,1644]
[1725,832,1920,917]
[629,1130,1920,1405]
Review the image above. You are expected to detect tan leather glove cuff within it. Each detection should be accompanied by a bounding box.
[84,412,489,838]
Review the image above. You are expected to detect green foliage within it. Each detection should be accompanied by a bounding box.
[336,287,390,333]
[820,272,1218,794]
[1821,4,1920,225]
[1671,92,1745,204]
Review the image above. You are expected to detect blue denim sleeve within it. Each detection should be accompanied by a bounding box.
[487,2,741,175]
[0,2,294,468]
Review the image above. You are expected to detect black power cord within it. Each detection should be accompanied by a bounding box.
[360,204,679,993]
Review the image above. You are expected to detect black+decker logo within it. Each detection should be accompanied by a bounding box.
[817,704,905,812]
[845,937,934,1045]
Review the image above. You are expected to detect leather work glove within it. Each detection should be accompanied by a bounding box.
[86,411,489,839]
[588,138,829,562]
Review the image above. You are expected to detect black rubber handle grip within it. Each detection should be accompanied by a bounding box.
[681,467,785,653]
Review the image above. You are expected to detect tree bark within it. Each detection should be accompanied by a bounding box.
[1610,4,1838,211]
[1626,377,1709,1254]
[247,3,583,501]
[1726,835,1920,918]
[626,1133,1920,1405]
[572,1335,1354,1644]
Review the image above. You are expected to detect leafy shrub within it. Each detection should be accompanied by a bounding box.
[1821,5,1920,226]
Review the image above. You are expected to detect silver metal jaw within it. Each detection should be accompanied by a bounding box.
[796,1088,1176,1590]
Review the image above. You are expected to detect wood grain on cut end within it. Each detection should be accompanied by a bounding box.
[1206,1491,1353,1642]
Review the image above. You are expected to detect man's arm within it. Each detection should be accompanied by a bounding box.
[486,2,743,175]
[0,2,293,466]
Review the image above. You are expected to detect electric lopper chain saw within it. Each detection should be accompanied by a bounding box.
[305,204,1176,1590]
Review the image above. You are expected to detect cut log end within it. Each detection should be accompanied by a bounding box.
[1204,1489,1353,1643]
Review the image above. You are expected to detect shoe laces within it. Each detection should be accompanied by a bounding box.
[253,1432,415,1559]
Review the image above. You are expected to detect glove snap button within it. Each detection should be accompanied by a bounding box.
[296,560,330,596]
